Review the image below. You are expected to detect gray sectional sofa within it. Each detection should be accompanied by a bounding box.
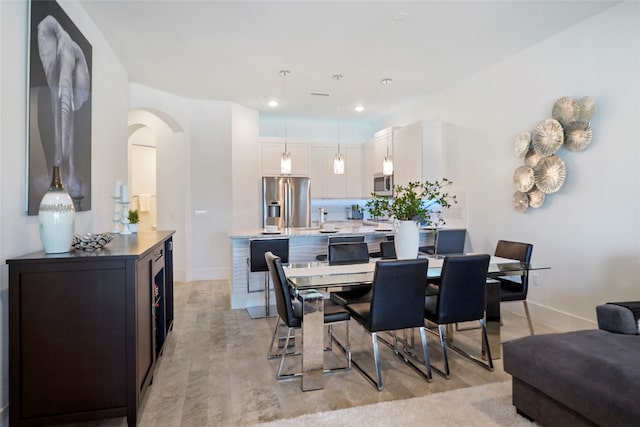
[503,303,640,426]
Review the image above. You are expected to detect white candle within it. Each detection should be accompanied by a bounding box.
[121,184,129,203]
[113,180,122,198]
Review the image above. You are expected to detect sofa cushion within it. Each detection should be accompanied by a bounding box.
[503,330,640,426]
[597,302,640,335]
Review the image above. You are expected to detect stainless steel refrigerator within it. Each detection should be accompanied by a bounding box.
[262,177,311,228]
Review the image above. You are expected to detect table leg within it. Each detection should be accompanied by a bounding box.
[484,279,501,360]
[298,289,324,391]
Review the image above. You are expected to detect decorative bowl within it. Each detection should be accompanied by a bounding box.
[72,233,114,251]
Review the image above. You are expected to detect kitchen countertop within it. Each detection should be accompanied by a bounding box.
[229,223,440,239]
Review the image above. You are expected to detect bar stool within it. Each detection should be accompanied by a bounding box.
[246,238,289,319]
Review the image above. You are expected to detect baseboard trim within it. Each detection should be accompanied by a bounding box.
[185,267,229,282]
[503,300,597,332]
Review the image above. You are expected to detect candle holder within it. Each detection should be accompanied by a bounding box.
[111,196,121,233]
[120,201,132,235]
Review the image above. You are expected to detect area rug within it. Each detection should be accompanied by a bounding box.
[253,381,535,426]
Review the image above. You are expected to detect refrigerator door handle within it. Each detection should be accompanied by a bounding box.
[284,179,291,228]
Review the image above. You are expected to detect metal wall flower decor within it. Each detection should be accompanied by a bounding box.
[511,96,596,212]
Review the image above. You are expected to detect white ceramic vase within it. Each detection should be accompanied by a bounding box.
[394,220,419,259]
[38,166,75,253]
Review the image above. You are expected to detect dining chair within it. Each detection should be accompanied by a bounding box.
[316,235,365,261]
[419,229,467,255]
[328,242,373,306]
[245,238,289,319]
[494,240,534,335]
[328,241,370,265]
[424,254,492,378]
[346,258,432,390]
[380,240,397,259]
[264,251,352,380]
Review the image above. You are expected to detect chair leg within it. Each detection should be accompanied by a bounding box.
[326,325,333,351]
[523,301,534,335]
[419,326,432,381]
[439,324,451,379]
[322,320,352,373]
[479,319,494,370]
[372,332,383,391]
[267,317,281,359]
[277,327,296,380]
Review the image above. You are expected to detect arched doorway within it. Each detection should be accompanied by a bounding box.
[128,108,187,281]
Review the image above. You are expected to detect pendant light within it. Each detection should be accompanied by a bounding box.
[333,74,345,175]
[381,78,394,176]
[280,70,292,174]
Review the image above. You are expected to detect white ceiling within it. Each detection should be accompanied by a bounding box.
[79,0,617,122]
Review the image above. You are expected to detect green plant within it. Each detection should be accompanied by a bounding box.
[128,209,139,224]
[366,178,457,225]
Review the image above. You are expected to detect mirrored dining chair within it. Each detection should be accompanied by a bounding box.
[265,251,352,380]
[328,242,373,307]
[495,240,534,335]
[424,254,492,379]
[316,235,365,261]
[346,259,432,390]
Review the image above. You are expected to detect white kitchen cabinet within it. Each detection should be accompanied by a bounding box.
[309,145,327,198]
[393,121,443,187]
[308,145,363,198]
[345,146,362,198]
[361,140,375,197]
[261,141,309,176]
[373,127,393,175]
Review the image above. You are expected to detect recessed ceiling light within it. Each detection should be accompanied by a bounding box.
[268,100,278,107]
[392,11,407,21]
[354,105,364,112]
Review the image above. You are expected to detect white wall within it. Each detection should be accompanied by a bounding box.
[0,0,129,419]
[231,104,261,231]
[390,2,640,330]
[130,84,252,282]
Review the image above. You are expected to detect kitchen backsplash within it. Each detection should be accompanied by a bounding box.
[311,199,370,224]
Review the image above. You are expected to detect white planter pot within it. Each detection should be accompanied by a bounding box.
[394,220,419,259]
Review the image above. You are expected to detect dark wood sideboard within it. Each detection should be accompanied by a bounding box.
[7,231,175,426]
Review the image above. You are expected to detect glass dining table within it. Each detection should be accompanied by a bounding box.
[284,255,548,391]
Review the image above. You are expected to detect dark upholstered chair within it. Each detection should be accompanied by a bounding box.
[316,235,365,261]
[264,252,351,380]
[246,238,289,319]
[494,240,534,335]
[380,241,397,259]
[419,229,466,255]
[346,259,432,390]
[328,242,373,307]
[328,241,370,265]
[424,254,492,378]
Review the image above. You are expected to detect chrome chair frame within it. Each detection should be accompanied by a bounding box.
[264,251,351,381]
[346,259,432,391]
[423,254,494,379]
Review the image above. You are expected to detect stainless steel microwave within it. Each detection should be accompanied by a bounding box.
[373,173,393,196]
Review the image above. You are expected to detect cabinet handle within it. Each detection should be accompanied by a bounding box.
[154,249,163,262]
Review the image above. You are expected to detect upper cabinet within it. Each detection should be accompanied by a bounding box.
[309,145,363,198]
[261,140,310,176]
[393,121,443,187]
[373,127,393,175]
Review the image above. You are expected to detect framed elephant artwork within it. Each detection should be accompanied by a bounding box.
[27,0,92,214]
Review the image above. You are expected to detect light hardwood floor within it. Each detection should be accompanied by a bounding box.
[74,280,558,427]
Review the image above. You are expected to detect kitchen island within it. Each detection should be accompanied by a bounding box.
[229,223,435,309]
